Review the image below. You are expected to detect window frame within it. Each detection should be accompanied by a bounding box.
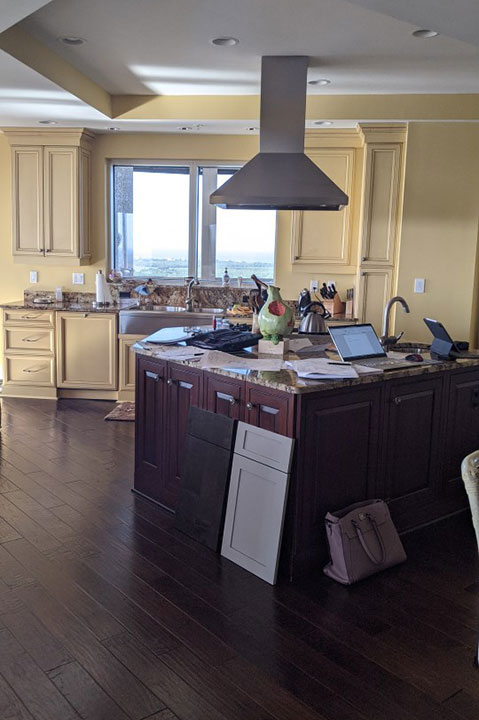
[108,158,276,285]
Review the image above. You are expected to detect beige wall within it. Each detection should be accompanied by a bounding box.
[396,123,479,344]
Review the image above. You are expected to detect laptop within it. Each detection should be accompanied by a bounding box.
[328,323,417,371]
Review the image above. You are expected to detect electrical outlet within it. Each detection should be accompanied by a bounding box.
[309,279,319,293]
[414,278,425,293]
[72,273,85,285]
[29,271,38,284]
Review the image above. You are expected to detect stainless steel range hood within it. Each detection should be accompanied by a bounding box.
[210,56,348,211]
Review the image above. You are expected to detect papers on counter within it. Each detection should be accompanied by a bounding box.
[288,337,313,351]
[285,359,359,380]
[196,350,284,371]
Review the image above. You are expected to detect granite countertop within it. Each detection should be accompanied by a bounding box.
[1,299,138,314]
[133,338,479,394]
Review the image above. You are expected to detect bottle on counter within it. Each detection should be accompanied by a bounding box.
[222,267,230,287]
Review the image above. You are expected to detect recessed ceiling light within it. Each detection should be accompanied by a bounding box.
[108,127,120,132]
[60,36,86,46]
[412,29,439,38]
[38,120,57,125]
[178,126,194,131]
[211,37,239,46]
[246,126,259,131]
[308,78,331,86]
[314,120,333,126]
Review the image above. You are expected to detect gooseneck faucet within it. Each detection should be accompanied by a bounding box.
[185,277,199,312]
[380,296,410,351]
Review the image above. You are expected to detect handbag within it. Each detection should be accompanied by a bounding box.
[323,499,407,585]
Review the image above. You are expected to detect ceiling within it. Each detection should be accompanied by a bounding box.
[1,0,479,131]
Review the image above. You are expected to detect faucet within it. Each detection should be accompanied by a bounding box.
[380,296,410,351]
[185,277,199,312]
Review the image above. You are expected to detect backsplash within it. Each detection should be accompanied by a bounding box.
[24,284,299,313]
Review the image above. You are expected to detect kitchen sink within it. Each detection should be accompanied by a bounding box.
[390,342,430,354]
[119,304,225,335]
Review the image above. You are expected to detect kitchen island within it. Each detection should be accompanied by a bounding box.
[133,339,479,580]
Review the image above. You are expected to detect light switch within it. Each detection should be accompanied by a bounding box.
[414,278,425,293]
[72,273,85,285]
[310,279,319,293]
[29,271,38,284]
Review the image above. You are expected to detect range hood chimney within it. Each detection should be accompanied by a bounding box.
[210,56,348,211]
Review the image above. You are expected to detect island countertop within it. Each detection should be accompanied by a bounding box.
[133,337,479,394]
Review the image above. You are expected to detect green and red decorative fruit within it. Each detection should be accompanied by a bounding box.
[258,285,294,344]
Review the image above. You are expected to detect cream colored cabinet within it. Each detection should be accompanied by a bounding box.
[11,146,43,255]
[56,312,118,390]
[43,146,78,257]
[359,143,404,266]
[2,309,56,398]
[118,334,143,400]
[291,148,355,266]
[356,268,392,334]
[4,129,94,264]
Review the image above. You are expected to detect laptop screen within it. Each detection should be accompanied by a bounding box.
[329,324,386,361]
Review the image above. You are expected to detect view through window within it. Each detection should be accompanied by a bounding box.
[112,163,276,280]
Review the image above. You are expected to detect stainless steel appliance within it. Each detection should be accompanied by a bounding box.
[298,301,331,334]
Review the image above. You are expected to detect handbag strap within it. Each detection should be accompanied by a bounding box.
[352,513,386,565]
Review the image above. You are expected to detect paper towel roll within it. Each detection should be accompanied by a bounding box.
[96,270,106,304]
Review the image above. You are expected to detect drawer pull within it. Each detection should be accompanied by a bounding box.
[23,366,47,374]
[21,314,41,320]
[229,397,236,406]
[246,401,255,411]
[146,371,160,382]
[393,397,402,405]
[22,335,42,343]
[167,378,176,386]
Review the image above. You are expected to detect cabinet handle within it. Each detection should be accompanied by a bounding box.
[83,313,89,318]
[393,397,402,405]
[23,365,47,373]
[45,249,51,253]
[167,378,176,386]
[362,256,367,262]
[22,335,42,342]
[246,401,255,411]
[229,397,236,406]
[21,314,40,320]
[146,371,160,382]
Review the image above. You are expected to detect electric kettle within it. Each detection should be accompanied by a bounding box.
[298,301,331,334]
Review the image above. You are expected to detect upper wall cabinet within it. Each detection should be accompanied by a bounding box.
[3,129,94,265]
[360,141,405,266]
[290,130,364,272]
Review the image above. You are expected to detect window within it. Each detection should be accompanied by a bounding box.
[111,162,276,281]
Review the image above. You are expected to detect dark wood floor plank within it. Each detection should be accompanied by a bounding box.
[48,661,131,720]
[4,538,124,641]
[0,516,21,544]
[0,545,35,588]
[2,609,72,672]
[0,466,65,509]
[0,628,81,720]
[0,495,62,552]
[0,672,35,720]
[4,490,76,541]
[104,632,231,720]
[14,582,164,720]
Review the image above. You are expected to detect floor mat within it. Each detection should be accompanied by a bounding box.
[104,402,135,421]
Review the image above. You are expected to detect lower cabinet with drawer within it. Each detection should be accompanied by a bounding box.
[2,308,57,398]
[2,308,119,399]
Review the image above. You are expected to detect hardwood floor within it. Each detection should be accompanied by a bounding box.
[0,396,478,720]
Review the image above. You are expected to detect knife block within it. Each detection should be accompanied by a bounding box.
[321,294,346,317]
